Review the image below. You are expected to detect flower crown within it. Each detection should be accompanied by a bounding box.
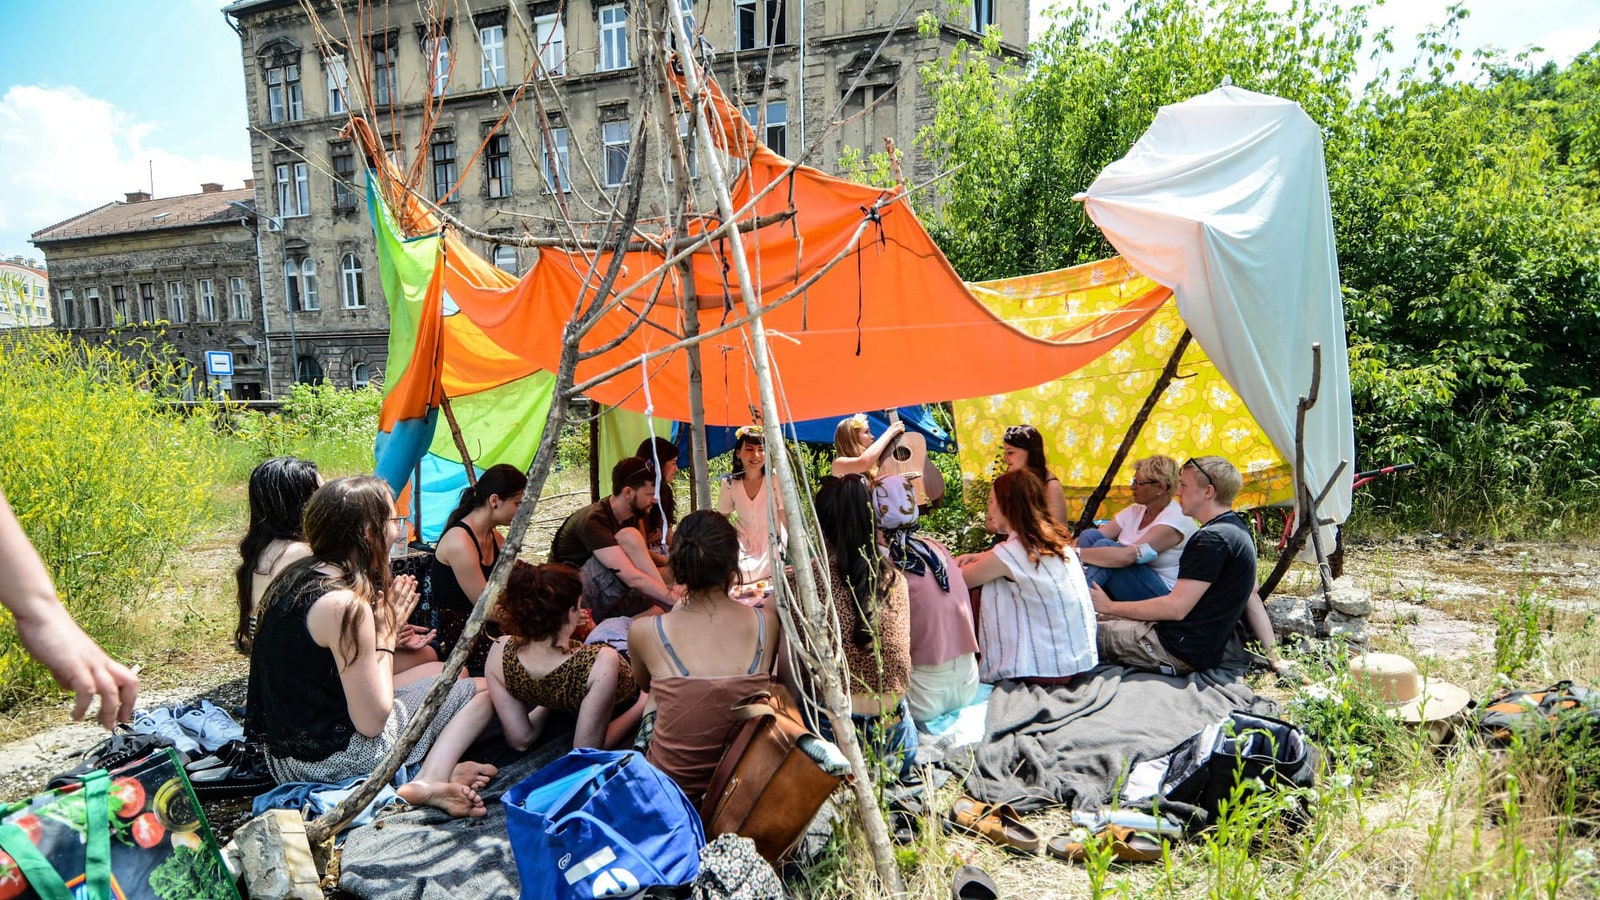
[848,413,869,430]
[735,424,764,441]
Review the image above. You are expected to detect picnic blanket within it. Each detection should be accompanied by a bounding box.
[951,665,1275,813]
[336,733,571,899]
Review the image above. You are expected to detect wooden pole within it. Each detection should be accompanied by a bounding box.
[439,393,476,487]
[588,401,601,504]
[1072,329,1192,534]
[672,11,903,893]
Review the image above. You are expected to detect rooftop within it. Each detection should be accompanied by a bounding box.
[32,187,256,245]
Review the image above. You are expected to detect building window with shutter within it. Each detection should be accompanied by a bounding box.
[603,120,629,187]
[486,134,512,198]
[167,281,186,324]
[340,254,365,309]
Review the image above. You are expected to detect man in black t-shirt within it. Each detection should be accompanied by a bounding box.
[1091,456,1276,673]
[550,457,675,622]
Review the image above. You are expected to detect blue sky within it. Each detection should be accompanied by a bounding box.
[0,0,1595,259]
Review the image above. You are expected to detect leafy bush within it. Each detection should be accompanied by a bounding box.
[217,381,381,480]
[0,331,224,709]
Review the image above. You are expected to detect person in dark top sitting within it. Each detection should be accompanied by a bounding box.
[1090,456,1277,674]
[634,437,679,566]
[549,457,675,623]
[428,464,525,676]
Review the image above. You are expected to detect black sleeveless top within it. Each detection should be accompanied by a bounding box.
[427,522,495,612]
[245,569,358,763]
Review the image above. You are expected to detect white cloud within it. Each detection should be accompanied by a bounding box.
[0,85,252,256]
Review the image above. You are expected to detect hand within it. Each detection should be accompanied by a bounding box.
[15,605,139,730]
[377,574,420,641]
[1088,582,1115,614]
[396,623,436,651]
[886,420,906,440]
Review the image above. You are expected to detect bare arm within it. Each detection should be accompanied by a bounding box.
[594,538,675,608]
[1089,578,1208,623]
[627,617,658,695]
[831,422,905,477]
[1046,479,1070,527]
[574,648,625,749]
[0,491,138,729]
[955,549,1012,588]
[308,590,395,738]
[1244,589,1277,653]
[1076,525,1185,569]
[485,638,546,751]
[436,528,489,604]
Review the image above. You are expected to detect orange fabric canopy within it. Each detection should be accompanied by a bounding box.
[357,74,1171,426]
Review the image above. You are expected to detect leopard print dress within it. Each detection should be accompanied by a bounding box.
[501,639,641,715]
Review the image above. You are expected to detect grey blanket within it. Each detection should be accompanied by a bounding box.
[337,736,571,900]
[952,665,1274,813]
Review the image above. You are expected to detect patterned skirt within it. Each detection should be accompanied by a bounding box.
[266,677,478,785]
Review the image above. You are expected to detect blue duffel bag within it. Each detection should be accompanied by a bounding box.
[503,748,705,900]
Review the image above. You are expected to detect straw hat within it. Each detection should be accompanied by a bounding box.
[1348,653,1471,723]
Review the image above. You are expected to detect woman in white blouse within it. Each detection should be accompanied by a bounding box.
[1076,455,1196,601]
[716,426,785,584]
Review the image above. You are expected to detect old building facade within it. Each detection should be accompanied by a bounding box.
[222,0,1028,397]
[0,258,51,328]
[31,186,274,400]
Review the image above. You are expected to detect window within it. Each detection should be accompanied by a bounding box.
[167,281,186,324]
[736,0,785,50]
[326,54,348,114]
[427,35,450,97]
[60,290,76,328]
[971,0,996,31]
[266,63,302,123]
[111,285,128,324]
[286,257,319,311]
[230,276,250,320]
[485,134,512,198]
[85,288,101,327]
[493,245,518,274]
[749,100,786,156]
[333,146,357,210]
[296,356,324,385]
[277,162,309,217]
[675,0,696,46]
[479,25,506,86]
[541,126,570,192]
[373,41,396,106]
[340,253,365,308]
[603,120,629,187]
[139,282,157,323]
[351,363,371,390]
[197,279,217,321]
[431,140,457,202]
[598,4,628,71]
[534,14,565,75]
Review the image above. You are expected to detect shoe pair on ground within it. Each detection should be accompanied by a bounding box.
[130,700,244,758]
[946,797,1165,864]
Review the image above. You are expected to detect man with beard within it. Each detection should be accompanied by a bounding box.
[550,457,675,622]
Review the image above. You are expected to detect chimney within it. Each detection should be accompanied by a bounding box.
[201,183,223,194]
[125,191,152,203]
[243,179,254,190]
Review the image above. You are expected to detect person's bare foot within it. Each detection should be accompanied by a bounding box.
[397,780,487,818]
[450,761,497,790]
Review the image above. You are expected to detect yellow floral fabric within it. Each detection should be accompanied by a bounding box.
[954,258,1293,517]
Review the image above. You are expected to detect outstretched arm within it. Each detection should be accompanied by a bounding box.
[0,489,138,729]
[831,421,905,477]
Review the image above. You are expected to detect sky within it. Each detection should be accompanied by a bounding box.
[0,1,1596,260]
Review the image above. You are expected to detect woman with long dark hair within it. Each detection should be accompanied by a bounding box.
[998,424,1069,527]
[246,476,496,816]
[486,561,645,750]
[716,425,785,584]
[808,476,915,777]
[428,463,526,674]
[235,457,320,654]
[958,469,1097,684]
[628,510,782,804]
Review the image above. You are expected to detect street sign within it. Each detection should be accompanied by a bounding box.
[205,350,233,376]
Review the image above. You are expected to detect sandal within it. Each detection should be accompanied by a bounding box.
[1046,825,1165,864]
[950,865,999,900]
[946,797,1042,854]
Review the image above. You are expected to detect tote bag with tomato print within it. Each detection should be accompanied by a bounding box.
[0,747,238,900]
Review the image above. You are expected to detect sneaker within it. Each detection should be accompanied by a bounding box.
[175,700,245,753]
[129,708,201,757]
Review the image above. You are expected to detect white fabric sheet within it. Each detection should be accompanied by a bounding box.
[1082,86,1356,530]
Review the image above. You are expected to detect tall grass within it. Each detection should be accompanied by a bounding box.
[0,332,226,708]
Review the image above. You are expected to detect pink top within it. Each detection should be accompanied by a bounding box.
[903,538,979,667]
[645,674,771,804]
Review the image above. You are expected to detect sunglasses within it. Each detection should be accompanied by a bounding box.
[1183,457,1222,488]
[1003,425,1031,441]
[1131,478,1163,488]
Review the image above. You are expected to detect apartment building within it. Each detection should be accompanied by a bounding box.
[0,257,51,328]
[222,0,1028,396]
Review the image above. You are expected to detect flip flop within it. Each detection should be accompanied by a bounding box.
[946,797,1042,854]
[1046,825,1165,864]
[951,864,999,900]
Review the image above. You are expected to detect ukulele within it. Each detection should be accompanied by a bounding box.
[874,408,930,506]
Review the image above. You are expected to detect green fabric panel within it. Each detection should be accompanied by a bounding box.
[597,406,674,488]
[427,373,558,469]
[367,176,442,396]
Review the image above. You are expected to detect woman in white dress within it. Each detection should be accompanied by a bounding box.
[1076,455,1196,601]
[716,426,785,585]
[957,469,1097,685]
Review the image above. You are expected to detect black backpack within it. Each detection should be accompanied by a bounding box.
[1155,712,1321,830]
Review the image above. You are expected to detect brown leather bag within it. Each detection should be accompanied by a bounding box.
[700,685,846,863]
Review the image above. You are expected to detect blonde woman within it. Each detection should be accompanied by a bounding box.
[1076,455,1197,602]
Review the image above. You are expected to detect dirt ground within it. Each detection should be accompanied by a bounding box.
[0,530,1595,835]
